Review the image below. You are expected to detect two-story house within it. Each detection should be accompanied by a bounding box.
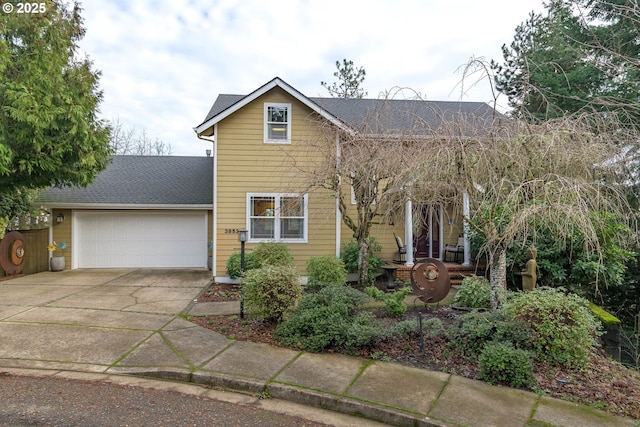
[38,77,495,279]
[195,77,495,281]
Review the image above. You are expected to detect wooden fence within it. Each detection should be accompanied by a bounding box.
[0,229,49,277]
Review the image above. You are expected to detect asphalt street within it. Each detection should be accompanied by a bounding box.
[0,372,376,427]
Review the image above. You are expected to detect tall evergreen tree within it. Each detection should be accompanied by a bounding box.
[574,0,640,126]
[492,0,639,124]
[0,1,111,220]
[491,1,604,120]
[321,59,368,99]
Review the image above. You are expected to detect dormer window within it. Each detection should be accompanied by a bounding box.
[264,103,291,143]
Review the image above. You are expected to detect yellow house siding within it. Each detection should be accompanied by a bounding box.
[50,208,72,270]
[337,197,405,263]
[215,87,336,275]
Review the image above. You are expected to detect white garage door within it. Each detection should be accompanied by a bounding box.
[74,211,207,268]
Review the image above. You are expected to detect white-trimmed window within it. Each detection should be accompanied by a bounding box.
[247,193,307,242]
[264,103,291,143]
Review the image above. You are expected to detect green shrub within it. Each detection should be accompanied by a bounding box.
[252,242,294,268]
[341,237,382,282]
[274,284,383,353]
[299,282,366,311]
[479,342,535,388]
[503,287,601,368]
[241,265,302,323]
[386,319,420,338]
[422,317,445,338]
[226,252,257,279]
[446,310,505,358]
[453,275,491,309]
[446,310,534,359]
[491,317,536,353]
[306,255,347,291]
[387,317,444,339]
[365,285,412,317]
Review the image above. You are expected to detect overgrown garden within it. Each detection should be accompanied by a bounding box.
[197,241,640,419]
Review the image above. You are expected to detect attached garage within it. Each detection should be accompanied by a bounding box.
[74,211,208,268]
[36,156,214,271]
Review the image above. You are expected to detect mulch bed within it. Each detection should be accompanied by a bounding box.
[192,282,640,420]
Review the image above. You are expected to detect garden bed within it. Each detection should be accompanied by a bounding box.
[192,282,640,420]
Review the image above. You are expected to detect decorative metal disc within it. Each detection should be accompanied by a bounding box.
[410,258,451,303]
[0,231,26,275]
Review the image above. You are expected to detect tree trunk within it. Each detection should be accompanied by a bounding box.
[488,244,507,310]
[358,236,370,286]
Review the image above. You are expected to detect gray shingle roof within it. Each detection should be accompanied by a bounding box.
[311,97,497,133]
[200,93,498,133]
[37,156,213,207]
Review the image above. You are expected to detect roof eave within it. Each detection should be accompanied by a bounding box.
[194,77,354,136]
[38,203,213,210]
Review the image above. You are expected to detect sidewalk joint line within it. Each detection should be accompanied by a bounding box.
[342,359,373,396]
[268,351,303,385]
[158,331,196,370]
[195,341,236,369]
[426,373,452,416]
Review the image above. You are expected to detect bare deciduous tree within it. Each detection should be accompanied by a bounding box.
[108,118,172,155]
[290,95,420,285]
[404,111,632,309]
[295,83,633,306]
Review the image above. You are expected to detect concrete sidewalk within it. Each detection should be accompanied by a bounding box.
[0,270,636,427]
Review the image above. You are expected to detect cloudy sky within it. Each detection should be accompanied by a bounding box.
[77,0,546,156]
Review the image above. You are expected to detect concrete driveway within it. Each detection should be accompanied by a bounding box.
[0,269,213,372]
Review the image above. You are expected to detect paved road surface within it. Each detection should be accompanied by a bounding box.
[0,373,361,427]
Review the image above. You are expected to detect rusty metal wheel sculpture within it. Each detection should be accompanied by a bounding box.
[410,258,451,304]
[0,231,26,275]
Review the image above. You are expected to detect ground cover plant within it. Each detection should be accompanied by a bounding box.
[193,280,640,420]
[305,255,347,291]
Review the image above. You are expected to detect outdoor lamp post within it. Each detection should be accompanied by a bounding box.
[238,228,248,318]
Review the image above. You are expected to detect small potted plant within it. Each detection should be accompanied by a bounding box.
[48,241,67,271]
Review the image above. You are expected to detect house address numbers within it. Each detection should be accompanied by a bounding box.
[224,228,242,234]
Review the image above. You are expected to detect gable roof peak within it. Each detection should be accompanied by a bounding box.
[194,77,347,135]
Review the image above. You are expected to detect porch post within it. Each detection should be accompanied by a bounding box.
[404,199,414,266]
[428,207,433,258]
[439,204,444,261]
[462,191,471,266]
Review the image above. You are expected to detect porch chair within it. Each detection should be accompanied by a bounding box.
[444,235,465,263]
[393,232,406,263]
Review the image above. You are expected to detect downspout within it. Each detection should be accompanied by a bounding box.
[197,128,217,278]
[335,133,342,258]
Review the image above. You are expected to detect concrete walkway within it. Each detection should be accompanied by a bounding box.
[0,270,635,427]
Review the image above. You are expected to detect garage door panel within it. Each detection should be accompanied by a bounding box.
[75,212,207,268]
